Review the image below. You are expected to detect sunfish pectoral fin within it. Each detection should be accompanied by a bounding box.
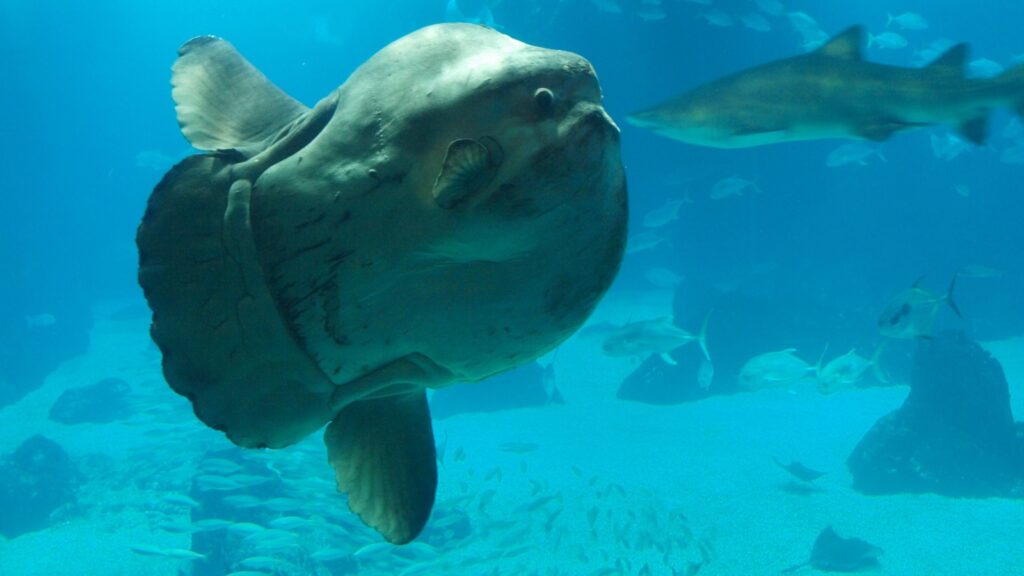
[325,390,437,545]
[172,36,310,156]
[432,137,503,209]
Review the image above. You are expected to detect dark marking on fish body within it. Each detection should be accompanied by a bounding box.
[295,212,327,230]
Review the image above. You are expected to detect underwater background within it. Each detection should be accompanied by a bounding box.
[1,0,1023,574]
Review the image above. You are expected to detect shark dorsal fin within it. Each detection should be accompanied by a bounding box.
[926,43,969,75]
[816,26,864,60]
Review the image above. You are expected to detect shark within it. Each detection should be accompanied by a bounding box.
[628,26,1024,148]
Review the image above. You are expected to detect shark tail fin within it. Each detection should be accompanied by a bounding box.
[945,274,963,318]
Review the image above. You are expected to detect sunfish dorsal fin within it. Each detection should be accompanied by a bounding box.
[172,36,310,157]
[926,43,969,76]
[816,26,864,60]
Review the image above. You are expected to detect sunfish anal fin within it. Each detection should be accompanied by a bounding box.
[325,390,437,545]
[432,137,503,209]
[172,36,310,157]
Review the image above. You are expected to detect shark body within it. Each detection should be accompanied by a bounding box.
[628,26,1024,148]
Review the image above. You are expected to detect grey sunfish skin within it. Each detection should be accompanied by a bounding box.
[629,25,1024,148]
[137,24,626,545]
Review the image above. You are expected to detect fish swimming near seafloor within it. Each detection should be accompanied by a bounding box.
[772,458,826,483]
[601,314,710,365]
[783,526,883,573]
[738,348,814,390]
[628,26,1024,148]
[877,276,961,339]
[136,24,627,544]
[814,345,888,394]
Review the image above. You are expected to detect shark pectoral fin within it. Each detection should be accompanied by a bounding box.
[856,120,923,142]
[816,26,865,60]
[172,36,309,157]
[432,137,503,209]
[325,391,437,544]
[957,116,988,145]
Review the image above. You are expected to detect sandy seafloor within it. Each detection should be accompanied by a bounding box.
[1,290,1023,576]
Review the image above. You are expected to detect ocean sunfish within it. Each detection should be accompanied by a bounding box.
[136,24,627,544]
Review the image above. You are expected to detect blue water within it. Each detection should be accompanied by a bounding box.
[1,1,1023,574]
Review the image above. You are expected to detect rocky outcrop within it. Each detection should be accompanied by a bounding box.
[848,332,1024,498]
[0,435,79,538]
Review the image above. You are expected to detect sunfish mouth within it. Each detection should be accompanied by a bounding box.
[565,105,621,148]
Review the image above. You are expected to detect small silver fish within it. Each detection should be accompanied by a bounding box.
[601,315,710,365]
[498,441,540,454]
[738,348,813,389]
[710,175,760,199]
[886,12,928,31]
[930,131,970,161]
[644,267,684,288]
[826,143,886,167]
[868,31,907,50]
[969,58,1005,78]
[626,230,670,254]
[754,0,784,16]
[877,276,961,339]
[741,13,772,32]
[703,10,734,27]
[130,545,205,560]
[815,347,884,394]
[24,313,57,330]
[642,198,687,228]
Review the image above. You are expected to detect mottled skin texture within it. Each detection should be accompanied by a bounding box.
[137,24,626,544]
[629,26,1024,148]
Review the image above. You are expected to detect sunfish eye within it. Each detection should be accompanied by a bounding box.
[533,88,555,113]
